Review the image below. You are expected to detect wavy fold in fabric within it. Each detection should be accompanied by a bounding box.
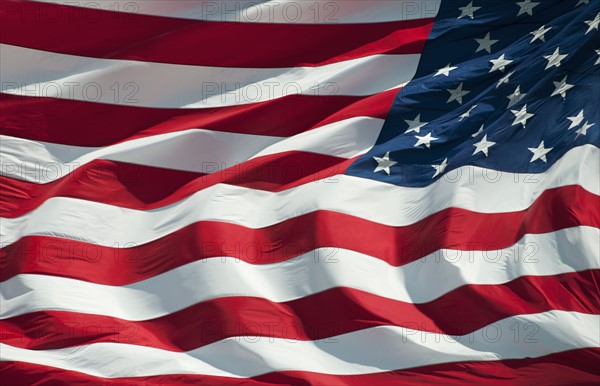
[1,0,599,385]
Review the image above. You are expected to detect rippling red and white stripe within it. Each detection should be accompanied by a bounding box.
[1,1,599,385]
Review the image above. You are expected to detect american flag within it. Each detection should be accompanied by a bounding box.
[1,0,599,384]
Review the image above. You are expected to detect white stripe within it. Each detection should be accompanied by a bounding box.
[0,117,383,183]
[1,227,597,321]
[1,145,598,247]
[1,311,597,377]
[0,44,419,108]
[31,0,440,23]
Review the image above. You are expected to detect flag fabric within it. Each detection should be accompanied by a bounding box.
[1,0,599,384]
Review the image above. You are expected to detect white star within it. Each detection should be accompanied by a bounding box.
[472,134,496,157]
[489,54,513,72]
[435,63,458,77]
[458,1,481,19]
[496,71,515,89]
[530,25,551,43]
[585,12,600,34]
[595,49,600,65]
[459,104,477,121]
[577,0,590,6]
[511,104,534,127]
[475,32,499,54]
[576,121,595,138]
[373,151,397,175]
[414,132,439,148]
[404,114,428,133]
[507,85,526,108]
[471,124,484,138]
[551,75,574,99]
[431,158,448,178]
[528,141,553,163]
[516,0,539,16]
[567,109,585,130]
[543,47,568,70]
[446,82,470,105]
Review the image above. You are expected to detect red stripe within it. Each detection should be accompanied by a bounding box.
[0,155,356,218]
[1,185,597,285]
[2,348,598,385]
[2,271,598,352]
[0,0,433,68]
[0,89,396,146]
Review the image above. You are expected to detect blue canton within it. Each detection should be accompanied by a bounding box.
[346,0,600,187]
